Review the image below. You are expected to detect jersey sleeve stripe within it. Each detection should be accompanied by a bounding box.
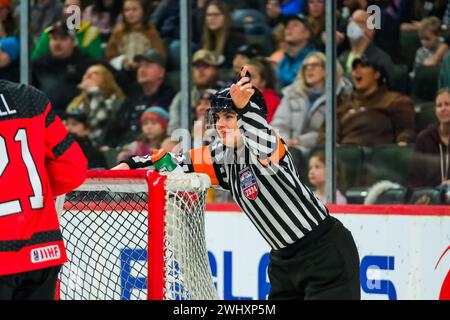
[45,108,56,127]
[52,133,75,159]
[0,230,63,252]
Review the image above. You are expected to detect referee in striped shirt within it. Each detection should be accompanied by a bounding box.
[116,67,361,300]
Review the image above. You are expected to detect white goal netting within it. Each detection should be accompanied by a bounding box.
[58,171,219,300]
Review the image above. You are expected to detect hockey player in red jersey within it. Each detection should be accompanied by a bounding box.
[0,80,87,299]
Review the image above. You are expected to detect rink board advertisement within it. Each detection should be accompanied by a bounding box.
[204,204,450,300]
[60,204,450,300]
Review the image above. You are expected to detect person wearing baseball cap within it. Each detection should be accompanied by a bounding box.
[352,56,390,87]
[277,13,317,88]
[108,48,175,147]
[134,48,166,68]
[167,49,227,135]
[333,55,415,147]
[232,44,261,74]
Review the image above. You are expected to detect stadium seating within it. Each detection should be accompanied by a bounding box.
[412,65,441,102]
[366,144,414,186]
[415,102,436,133]
[233,9,268,32]
[373,186,407,204]
[245,33,275,56]
[336,144,365,188]
[102,148,121,169]
[399,30,421,71]
[166,70,181,92]
[408,188,442,205]
[345,187,369,204]
[390,64,409,94]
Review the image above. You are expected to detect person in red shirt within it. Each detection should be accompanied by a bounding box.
[246,57,281,124]
[0,80,87,299]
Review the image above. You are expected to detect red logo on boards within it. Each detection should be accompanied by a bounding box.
[435,246,450,300]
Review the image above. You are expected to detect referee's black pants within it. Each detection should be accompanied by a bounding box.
[0,266,61,300]
[268,216,361,300]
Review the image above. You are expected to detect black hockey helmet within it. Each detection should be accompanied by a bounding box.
[208,86,267,117]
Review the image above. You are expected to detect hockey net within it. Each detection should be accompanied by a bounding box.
[57,170,219,300]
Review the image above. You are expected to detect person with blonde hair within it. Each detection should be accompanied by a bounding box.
[201,0,246,68]
[272,52,352,153]
[67,64,125,148]
[413,16,448,73]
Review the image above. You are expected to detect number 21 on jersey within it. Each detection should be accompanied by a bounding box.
[0,128,44,217]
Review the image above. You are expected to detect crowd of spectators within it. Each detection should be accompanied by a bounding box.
[2,0,450,204]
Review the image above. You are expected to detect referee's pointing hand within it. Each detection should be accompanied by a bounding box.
[230,66,255,109]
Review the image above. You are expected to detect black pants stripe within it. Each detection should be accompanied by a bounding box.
[0,266,61,300]
[268,216,361,300]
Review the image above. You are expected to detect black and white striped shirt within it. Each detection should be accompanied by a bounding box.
[128,100,329,250]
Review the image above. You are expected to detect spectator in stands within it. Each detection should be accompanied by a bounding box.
[116,106,169,163]
[30,0,64,45]
[337,0,400,62]
[232,44,261,74]
[106,0,166,72]
[151,0,204,52]
[246,56,281,123]
[399,0,448,30]
[32,21,99,117]
[83,0,123,42]
[413,16,448,74]
[0,0,19,82]
[273,52,352,154]
[191,89,218,149]
[201,0,246,68]
[32,0,104,60]
[106,48,175,147]
[168,49,226,135]
[409,87,450,188]
[66,64,125,149]
[308,150,348,204]
[443,0,450,26]
[269,23,286,68]
[334,57,415,146]
[339,9,395,82]
[439,51,450,89]
[266,0,305,27]
[277,13,316,88]
[63,109,107,169]
[303,0,325,51]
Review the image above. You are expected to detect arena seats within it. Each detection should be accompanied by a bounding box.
[415,102,437,133]
[409,188,443,205]
[336,144,365,189]
[166,70,181,92]
[412,65,441,102]
[366,144,414,186]
[399,30,421,71]
[390,64,409,94]
[373,186,407,204]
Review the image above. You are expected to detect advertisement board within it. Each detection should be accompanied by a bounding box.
[204,204,450,300]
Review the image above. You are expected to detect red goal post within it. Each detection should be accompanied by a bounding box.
[57,170,218,300]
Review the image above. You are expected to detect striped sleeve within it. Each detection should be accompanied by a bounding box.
[178,145,228,188]
[44,102,87,196]
[234,100,279,160]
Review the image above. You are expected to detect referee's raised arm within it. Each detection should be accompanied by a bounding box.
[230,66,279,160]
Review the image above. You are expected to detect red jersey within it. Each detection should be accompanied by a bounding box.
[0,80,87,275]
